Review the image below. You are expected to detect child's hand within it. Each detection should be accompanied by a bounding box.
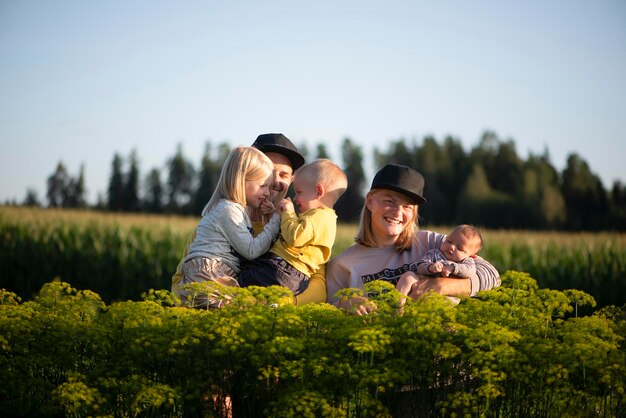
[441,264,454,277]
[428,261,444,274]
[278,198,294,213]
[260,199,275,216]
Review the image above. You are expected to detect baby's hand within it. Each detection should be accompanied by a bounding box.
[441,264,455,277]
[260,199,275,216]
[429,261,444,274]
[278,198,294,213]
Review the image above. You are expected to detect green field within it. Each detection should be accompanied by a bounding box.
[1,206,625,307]
[2,206,625,417]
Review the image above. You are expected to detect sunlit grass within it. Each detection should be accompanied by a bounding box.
[2,205,625,307]
[0,205,199,234]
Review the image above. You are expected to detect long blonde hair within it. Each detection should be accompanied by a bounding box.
[355,189,419,251]
[201,146,273,216]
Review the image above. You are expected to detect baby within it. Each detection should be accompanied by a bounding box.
[238,159,347,295]
[397,224,483,298]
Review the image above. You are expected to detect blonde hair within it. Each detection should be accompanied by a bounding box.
[355,188,419,251]
[201,146,273,216]
[295,159,348,205]
[451,224,483,253]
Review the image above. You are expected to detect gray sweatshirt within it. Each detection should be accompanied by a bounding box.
[184,199,280,273]
[326,230,500,305]
[416,248,476,279]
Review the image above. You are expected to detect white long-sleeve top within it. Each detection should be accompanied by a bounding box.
[184,199,280,273]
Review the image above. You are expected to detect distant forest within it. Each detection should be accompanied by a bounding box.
[18,131,626,231]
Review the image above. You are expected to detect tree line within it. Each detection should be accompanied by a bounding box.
[22,131,626,230]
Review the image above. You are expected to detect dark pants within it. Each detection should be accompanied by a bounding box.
[238,253,309,295]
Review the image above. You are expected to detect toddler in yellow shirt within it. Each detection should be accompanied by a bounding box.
[238,159,347,295]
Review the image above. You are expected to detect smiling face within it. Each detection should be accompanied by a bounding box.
[440,229,480,262]
[365,189,417,247]
[264,152,294,202]
[244,170,273,209]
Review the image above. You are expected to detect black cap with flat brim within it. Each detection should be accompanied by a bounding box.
[252,133,305,170]
[370,163,426,204]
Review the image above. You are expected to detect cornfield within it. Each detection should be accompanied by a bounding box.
[0,206,196,302]
[1,206,625,307]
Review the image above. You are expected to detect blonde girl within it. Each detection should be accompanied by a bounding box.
[178,146,281,308]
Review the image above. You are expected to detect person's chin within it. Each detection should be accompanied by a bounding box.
[385,224,405,237]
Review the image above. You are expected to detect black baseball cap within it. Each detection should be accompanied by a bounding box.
[252,133,305,170]
[370,163,426,204]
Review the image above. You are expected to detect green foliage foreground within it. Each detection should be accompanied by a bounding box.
[1,272,625,418]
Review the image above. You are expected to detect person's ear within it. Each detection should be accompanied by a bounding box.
[365,192,374,210]
[316,183,325,198]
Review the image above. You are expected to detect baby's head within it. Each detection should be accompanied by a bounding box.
[293,159,347,210]
[441,224,483,262]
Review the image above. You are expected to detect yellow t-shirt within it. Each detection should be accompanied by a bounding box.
[271,207,336,277]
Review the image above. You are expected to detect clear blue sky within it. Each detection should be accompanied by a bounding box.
[1,1,625,205]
